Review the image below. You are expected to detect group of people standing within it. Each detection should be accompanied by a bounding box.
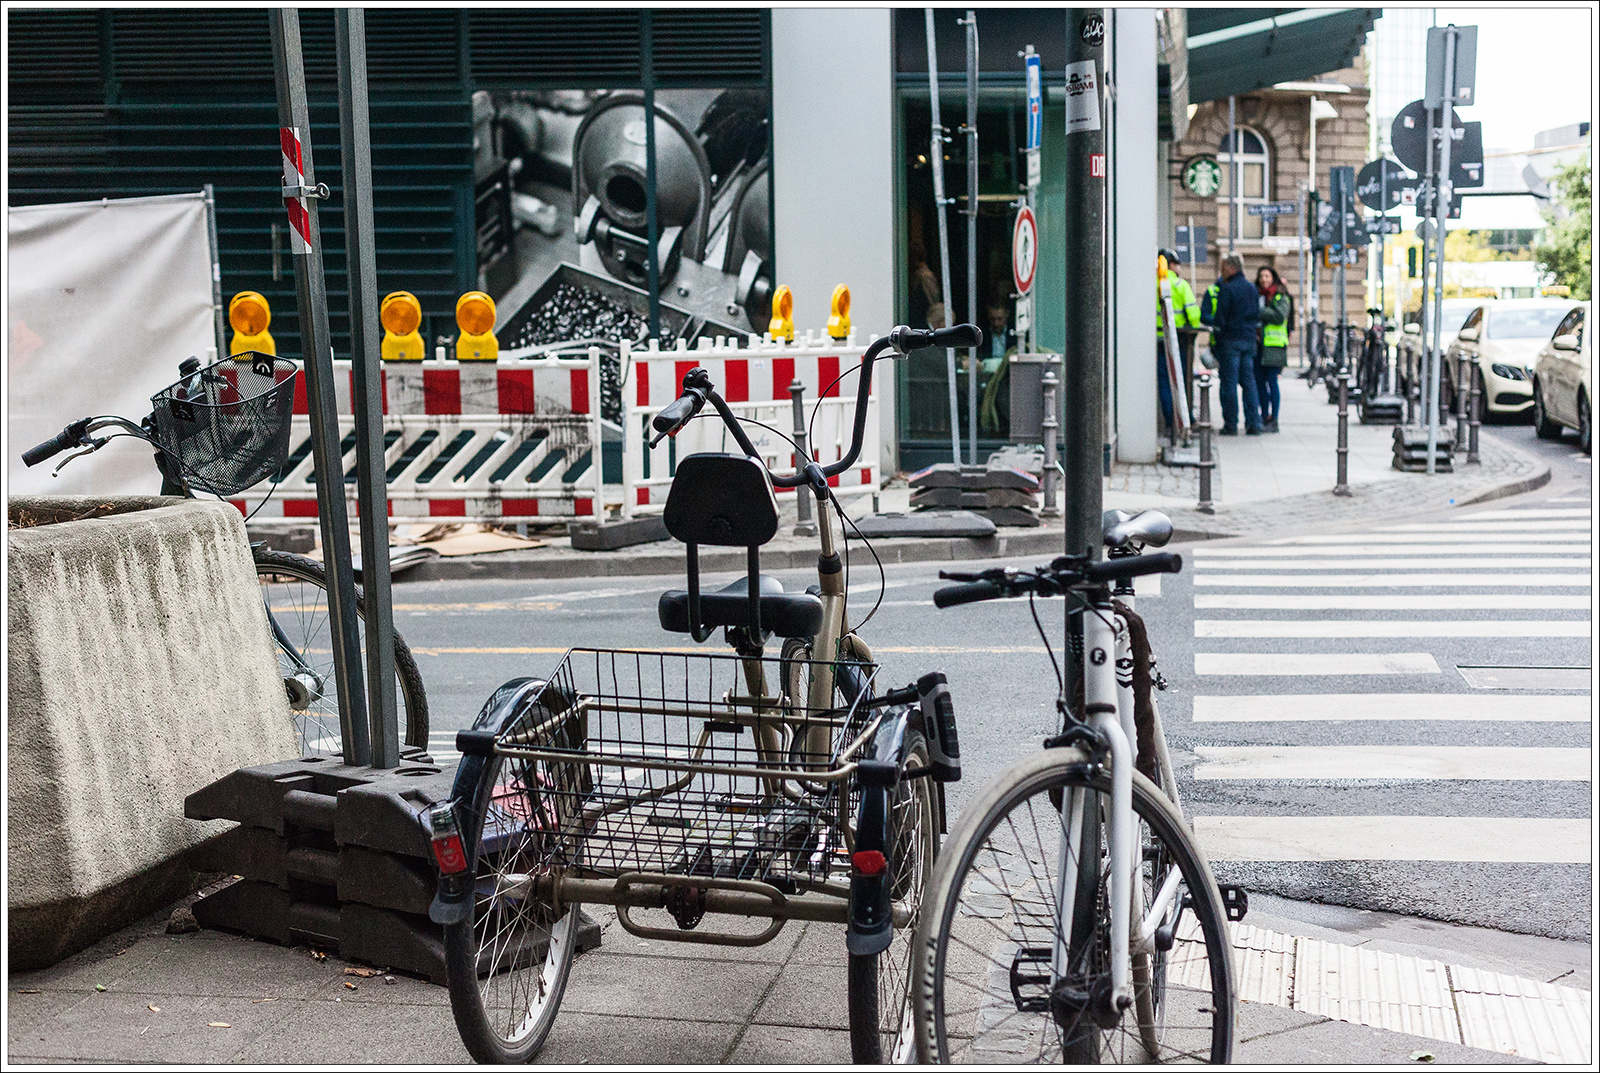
[1158,251,1294,437]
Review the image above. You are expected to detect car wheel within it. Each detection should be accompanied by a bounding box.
[1532,380,1563,440]
[1580,391,1592,456]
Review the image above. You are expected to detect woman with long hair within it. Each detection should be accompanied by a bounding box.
[1255,265,1293,432]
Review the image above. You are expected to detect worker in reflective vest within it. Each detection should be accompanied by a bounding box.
[1157,249,1203,432]
[1255,265,1293,433]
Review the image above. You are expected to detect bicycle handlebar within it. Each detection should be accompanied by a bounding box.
[932,551,1184,607]
[932,580,1005,609]
[888,323,983,353]
[22,420,90,467]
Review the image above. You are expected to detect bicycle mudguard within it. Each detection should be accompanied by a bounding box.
[847,707,913,956]
[429,677,564,926]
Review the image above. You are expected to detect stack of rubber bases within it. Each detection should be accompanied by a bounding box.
[907,445,1043,527]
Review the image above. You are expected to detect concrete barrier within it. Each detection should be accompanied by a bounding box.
[7,496,298,968]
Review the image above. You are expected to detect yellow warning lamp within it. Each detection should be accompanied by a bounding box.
[228,291,275,355]
[380,291,425,362]
[768,284,794,342]
[1156,253,1170,280]
[455,291,498,361]
[827,284,851,340]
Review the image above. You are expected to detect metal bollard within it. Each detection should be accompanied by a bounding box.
[1333,369,1352,496]
[1040,358,1061,516]
[1404,345,1418,425]
[789,380,818,536]
[1467,369,1482,464]
[1454,357,1470,452]
[1195,372,1216,514]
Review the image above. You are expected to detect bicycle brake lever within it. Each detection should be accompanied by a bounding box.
[51,441,103,476]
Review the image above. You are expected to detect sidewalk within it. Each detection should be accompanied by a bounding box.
[9,884,1579,1064]
[371,388,1548,583]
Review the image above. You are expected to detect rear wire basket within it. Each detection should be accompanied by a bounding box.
[486,647,883,889]
[148,352,299,496]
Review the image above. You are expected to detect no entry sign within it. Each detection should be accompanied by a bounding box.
[1012,207,1038,296]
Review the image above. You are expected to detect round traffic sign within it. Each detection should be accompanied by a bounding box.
[1012,207,1038,296]
[1356,158,1413,211]
[1390,99,1461,174]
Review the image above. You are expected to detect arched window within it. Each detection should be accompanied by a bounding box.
[1217,128,1272,239]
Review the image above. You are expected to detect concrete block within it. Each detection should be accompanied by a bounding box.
[7,497,298,969]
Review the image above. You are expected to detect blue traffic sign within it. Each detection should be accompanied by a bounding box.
[1025,54,1042,151]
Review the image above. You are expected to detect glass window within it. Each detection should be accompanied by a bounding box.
[1488,306,1571,339]
[1217,128,1271,239]
[1553,306,1584,343]
[1462,306,1484,330]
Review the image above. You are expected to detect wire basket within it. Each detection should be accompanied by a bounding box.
[484,647,884,888]
[148,352,299,496]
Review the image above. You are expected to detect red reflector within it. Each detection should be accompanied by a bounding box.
[852,850,887,877]
[431,834,468,875]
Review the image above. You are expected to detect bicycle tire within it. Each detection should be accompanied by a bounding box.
[253,548,430,758]
[914,747,1235,1064]
[848,729,938,1064]
[444,747,579,1063]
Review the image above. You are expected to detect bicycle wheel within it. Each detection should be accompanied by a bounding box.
[915,747,1234,1064]
[254,548,430,758]
[444,747,579,1063]
[848,729,938,1064]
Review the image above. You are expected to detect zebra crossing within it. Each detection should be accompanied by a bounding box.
[1176,498,1593,938]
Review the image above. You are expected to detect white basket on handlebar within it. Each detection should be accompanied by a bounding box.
[620,332,879,519]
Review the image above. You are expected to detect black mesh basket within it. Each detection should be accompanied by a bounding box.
[148,352,299,496]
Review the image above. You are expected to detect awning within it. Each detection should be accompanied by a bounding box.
[1188,8,1381,104]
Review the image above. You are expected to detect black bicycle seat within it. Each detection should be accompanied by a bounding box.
[1101,509,1174,550]
[658,574,824,639]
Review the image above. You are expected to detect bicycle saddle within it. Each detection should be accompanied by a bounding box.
[1101,508,1174,550]
[659,574,824,639]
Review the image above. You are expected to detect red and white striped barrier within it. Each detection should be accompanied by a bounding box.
[238,351,604,523]
[621,331,879,518]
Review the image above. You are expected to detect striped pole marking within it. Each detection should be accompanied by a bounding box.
[280,126,310,254]
[1192,693,1592,721]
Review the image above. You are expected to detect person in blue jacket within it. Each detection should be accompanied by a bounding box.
[1212,253,1263,435]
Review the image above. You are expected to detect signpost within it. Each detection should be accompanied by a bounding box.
[1012,205,1037,332]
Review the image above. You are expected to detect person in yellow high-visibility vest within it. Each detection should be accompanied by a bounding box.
[1157,248,1202,432]
[1254,265,1294,433]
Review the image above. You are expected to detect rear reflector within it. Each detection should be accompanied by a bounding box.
[852,850,887,876]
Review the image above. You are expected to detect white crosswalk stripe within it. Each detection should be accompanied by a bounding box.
[1187,499,1593,873]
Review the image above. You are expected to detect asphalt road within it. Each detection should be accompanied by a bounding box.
[388,422,1591,942]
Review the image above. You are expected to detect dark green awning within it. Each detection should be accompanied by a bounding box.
[1188,8,1380,104]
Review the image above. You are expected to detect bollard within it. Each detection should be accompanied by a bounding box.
[1040,357,1061,516]
[789,379,817,536]
[1195,372,1216,514]
[1467,369,1482,464]
[1453,356,1470,452]
[1333,368,1352,496]
[1404,344,1418,425]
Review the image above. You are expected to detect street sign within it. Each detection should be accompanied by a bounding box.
[1425,24,1477,108]
[1366,215,1403,235]
[1012,206,1038,295]
[1025,53,1042,151]
[1391,100,1462,174]
[1174,224,1208,264]
[1356,158,1413,211]
[1316,168,1368,247]
[1025,148,1040,189]
[1247,200,1298,218]
[1453,120,1485,188]
[1322,245,1360,267]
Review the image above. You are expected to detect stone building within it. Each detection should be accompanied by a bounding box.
[1162,58,1372,358]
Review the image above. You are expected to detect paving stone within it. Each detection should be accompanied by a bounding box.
[728,1023,853,1064]
[536,1012,742,1065]
[751,960,851,1030]
[12,992,302,1065]
[230,994,469,1064]
[557,950,780,1023]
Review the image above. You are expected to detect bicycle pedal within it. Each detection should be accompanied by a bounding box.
[1218,884,1249,922]
[1008,946,1053,1013]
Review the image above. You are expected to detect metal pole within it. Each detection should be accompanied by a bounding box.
[642,11,661,340]
[1227,95,1238,253]
[1335,186,1351,495]
[1297,182,1308,365]
[789,380,817,536]
[1426,27,1456,474]
[1195,372,1215,513]
[1453,345,1469,451]
[202,183,225,359]
[336,8,398,768]
[926,9,961,462]
[964,10,980,464]
[1467,370,1481,463]
[269,8,370,765]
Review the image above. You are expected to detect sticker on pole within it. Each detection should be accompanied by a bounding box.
[1065,60,1101,134]
[1013,207,1038,296]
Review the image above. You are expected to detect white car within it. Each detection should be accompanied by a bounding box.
[1531,302,1592,454]
[1444,299,1577,421]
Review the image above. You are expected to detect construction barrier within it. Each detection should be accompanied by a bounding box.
[237,350,605,522]
[620,331,879,518]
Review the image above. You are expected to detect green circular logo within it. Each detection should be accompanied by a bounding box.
[1184,155,1223,198]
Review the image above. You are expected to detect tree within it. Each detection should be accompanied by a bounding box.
[1534,160,1591,300]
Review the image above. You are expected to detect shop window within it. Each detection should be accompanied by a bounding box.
[1217,127,1272,240]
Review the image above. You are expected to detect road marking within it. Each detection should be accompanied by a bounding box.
[1192,543,1591,557]
[1192,815,1591,863]
[1265,532,1594,545]
[1192,693,1592,721]
[1194,557,1591,570]
[1379,521,1592,532]
[1193,745,1591,781]
[1195,652,1441,675]
[1458,507,1593,519]
[1193,573,1591,587]
[1194,593,1595,610]
[1195,618,1591,638]
[1543,496,1591,504]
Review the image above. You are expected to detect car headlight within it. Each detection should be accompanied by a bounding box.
[1490,363,1526,381]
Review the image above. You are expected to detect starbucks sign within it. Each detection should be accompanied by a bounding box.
[1183,155,1223,198]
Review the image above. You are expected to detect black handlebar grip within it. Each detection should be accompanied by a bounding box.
[22,422,84,467]
[652,394,698,435]
[933,579,1004,608]
[929,323,983,350]
[1085,551,1183,584]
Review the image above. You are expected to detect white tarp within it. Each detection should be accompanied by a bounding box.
[8,192,220,496]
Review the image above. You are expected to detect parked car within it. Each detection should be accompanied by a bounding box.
[1443,298,1578,422]
[1397,297,1483,401]
[1531,302,1591,454]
